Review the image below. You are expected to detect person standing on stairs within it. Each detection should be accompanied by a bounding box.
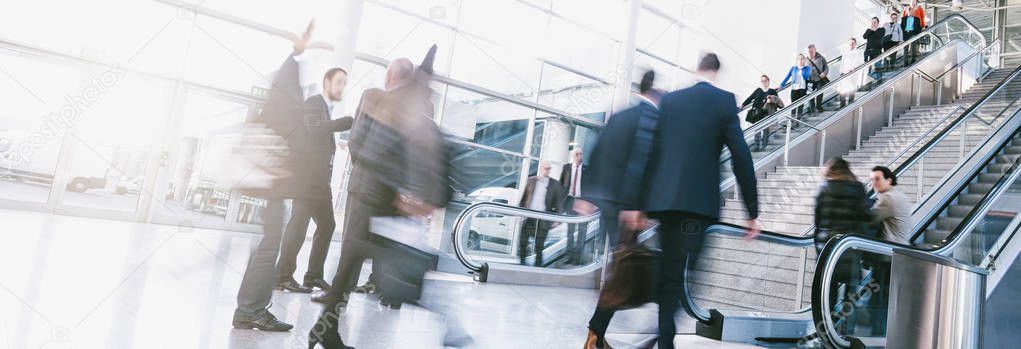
[740,75,778,152]
[806,44,829,113]
[779,54,812,122]
[882,12,904,70]
[863,17,886,81]
[839,38,865,108]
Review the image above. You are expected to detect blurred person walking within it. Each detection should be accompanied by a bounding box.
[581,70,663,349]
[309,46,453,349]
[232,21,349,332]
[639,53,760,349]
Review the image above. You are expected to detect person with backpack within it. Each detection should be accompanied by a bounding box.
[740,75,778,151]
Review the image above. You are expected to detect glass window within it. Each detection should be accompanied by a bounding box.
[61,74,173,212]
[531,114,599,163]
[447,143,525,197]
[538,63,613,118]
[449,33,542,97]
[442,86,535,153]
[184,17,295,94]
[340,60,387,118]
[551,0,624,40]
[636,8,682,63]
[458,0,548,57]
[356,3,455,76]
[0,54,81,203]
[544,17,620,81]
[371,0,463,27]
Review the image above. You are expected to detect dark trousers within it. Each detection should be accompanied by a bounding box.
[587,200,622,343]
[903,33,918,64]
[883,41,900,69]
[518,218,550,266]
[235,198,286,319]
[565,197,590,264]
[652,211,713,349]
[791,88,808,118]
[276,198,336,283]
[865,49,883,80]
[810,79,827,111]
[321,193,387,303]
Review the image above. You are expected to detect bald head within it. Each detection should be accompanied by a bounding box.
[385,58,415,90]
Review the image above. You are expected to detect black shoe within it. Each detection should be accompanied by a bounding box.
[312,291,348,306]
[277,279,313,293]
[308,310,355,349]
[304,278,332,291]
[232,308,293,332]
[352,282,376,294]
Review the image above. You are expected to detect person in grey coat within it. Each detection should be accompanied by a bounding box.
[869,166,912,244]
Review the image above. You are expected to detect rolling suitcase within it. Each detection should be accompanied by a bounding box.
[369,217,439,307]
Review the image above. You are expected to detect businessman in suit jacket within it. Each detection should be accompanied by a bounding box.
[273,64,355,294]
[638,54,761,349]
[518,161,564,267]
[559,148,588,264]
[582,70,664,349]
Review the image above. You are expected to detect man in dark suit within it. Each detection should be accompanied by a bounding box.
[638,53,761,349]
[233,21,350,332]
[559,148,588,264]
[581,70,664,349]
[518,161,564,266]
[273,64,354,293]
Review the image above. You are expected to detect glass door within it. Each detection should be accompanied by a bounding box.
[51,72,173,220]
[0,54,79,210]
[150,87,261,232]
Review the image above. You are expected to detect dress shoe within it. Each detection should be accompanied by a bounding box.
[232,307,293,332]
[311,291,348,306]
[308,310,355,349]
[277,279,313,293]
[304,278,332,291]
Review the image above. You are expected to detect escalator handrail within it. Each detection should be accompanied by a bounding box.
[905,63,1021,244]
[813,127,1021,349]
[736,43,867,115]
[451,201,600,272]
[720,37,977,193]
[683,222,816,322]
[724,14,983,160]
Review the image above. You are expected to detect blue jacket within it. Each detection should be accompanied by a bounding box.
[779,66,812,89]
[581,99,658,210]
[641,82,759,219]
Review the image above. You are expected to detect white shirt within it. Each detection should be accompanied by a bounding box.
[527,177,550,211]
[568,162,583,197]
[792,67,807,90]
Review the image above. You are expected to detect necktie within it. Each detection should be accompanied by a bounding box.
[571,165,580,197]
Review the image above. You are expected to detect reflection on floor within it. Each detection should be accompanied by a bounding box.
[0,209,775,348]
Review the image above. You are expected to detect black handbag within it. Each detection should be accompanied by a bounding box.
[597,229,661,310]
[745,108,766,124]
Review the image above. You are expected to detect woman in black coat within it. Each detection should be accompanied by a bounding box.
[814,157,871,251]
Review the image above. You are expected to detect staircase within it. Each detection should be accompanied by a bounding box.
[687,68,1020,313]
[719,68,1021,237]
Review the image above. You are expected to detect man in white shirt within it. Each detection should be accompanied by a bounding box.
[560,148,589,265]
[517,161,564,266]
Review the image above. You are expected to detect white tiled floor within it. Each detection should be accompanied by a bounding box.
[0,209,776,349]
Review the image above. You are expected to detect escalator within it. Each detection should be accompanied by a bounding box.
[446,14,995,288]
[682,61,1021,346]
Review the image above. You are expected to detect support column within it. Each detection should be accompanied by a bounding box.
[610,0,641,119]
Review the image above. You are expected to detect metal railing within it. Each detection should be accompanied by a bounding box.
[719,14,988,193]
[812,109,1021,348]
